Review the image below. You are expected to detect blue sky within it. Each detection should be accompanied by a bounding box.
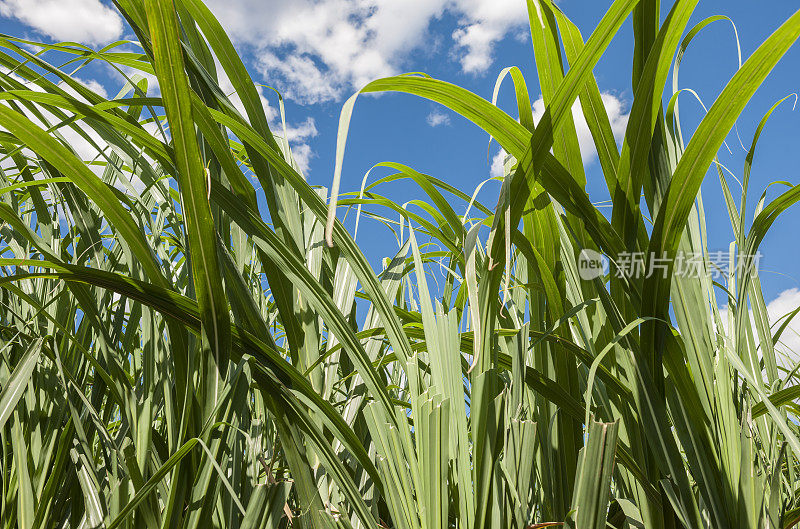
[1,0,799,333]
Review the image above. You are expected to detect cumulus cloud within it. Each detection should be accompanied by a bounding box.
[256,52,344,105]
[3,0,551,105]
[276,117,319,174]
[490,92,630,176]
[58,76,109,101]
[1,67,108,164]
[532,92,629,164]
[490,148,509,177]
[0,0,123,45]
[764,288,800,363]
[210,58,318,173]
[281,117,318,142]
[427,109,451,127]
[2,0,573,175]
[0,68,127,224]
[203,0,530,104]
[718,288,800,368]
[288,143,315,175]
[451,0,527,73]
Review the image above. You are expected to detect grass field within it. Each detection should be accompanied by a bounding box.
[1,0,800,527]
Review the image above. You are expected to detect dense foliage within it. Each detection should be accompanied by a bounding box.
[1,0,800,528]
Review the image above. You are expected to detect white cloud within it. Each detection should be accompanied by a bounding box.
[1,66,156,209]
[3,0,549,105]
[490,148,508,177]
[719,288,800,369]
[765,288,800,363]
[213,59,276,121]
[288,143,314,174]
[489,92,629,176]
[275,117,318,174]
[77,78,108,99]
[451,0,527,73]
[282,117,318,142]
[208,0,398,103]
[426,109,451,127]
[0,0,123,45]
[1,67,106,164]
[531,92,629,164]
[256,52,342,106]
[120,70,161,98]
[204,0,530,104]
[2,0,551,105]
[2,0,553,173]
[58,76,108,100]
[208,57,318,174]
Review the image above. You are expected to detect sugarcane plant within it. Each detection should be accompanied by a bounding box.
[1,0,800,527]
